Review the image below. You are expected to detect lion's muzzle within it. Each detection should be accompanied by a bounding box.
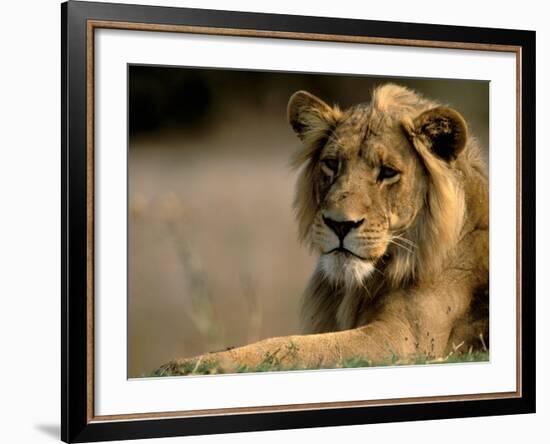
[322,215,364,242]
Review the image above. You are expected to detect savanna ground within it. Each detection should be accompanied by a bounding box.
[128,68,489,378]
[152,347,490,377]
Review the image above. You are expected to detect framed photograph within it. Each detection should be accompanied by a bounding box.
[61,1,535,442]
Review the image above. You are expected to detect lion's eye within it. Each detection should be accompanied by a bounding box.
[321,158,339,174]
[378,165,400,181]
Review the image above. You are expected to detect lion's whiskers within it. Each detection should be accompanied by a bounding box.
[387,238,415,255]
[391,234,417,248]
[360,235,415,256]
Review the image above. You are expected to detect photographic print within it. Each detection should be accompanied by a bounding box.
[63,3,534,441]
[127,66,490,378]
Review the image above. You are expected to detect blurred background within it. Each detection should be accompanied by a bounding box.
[128,65,489,378]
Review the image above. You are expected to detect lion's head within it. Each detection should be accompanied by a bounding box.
[288,84,472,291]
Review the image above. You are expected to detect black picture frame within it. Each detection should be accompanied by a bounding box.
[61,1,536,442]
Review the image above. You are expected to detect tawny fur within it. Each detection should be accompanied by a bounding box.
[168,84,489,372]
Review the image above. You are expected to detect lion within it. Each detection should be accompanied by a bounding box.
[158,84,489,375]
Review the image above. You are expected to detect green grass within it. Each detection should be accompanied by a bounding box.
[150,350,490,377]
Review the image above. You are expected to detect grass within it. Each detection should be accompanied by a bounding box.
[150,350,490,377]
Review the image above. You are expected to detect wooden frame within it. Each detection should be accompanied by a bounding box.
[62,1,536,442]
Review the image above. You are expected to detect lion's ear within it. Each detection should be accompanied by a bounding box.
[287,91,340,141]
[410,107,468,161]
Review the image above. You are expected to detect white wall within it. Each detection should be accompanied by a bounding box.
[0,0,546,443]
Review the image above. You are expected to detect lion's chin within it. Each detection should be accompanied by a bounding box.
[319,253,374,289]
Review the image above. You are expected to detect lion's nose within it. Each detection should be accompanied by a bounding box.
[322,216,364,241]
